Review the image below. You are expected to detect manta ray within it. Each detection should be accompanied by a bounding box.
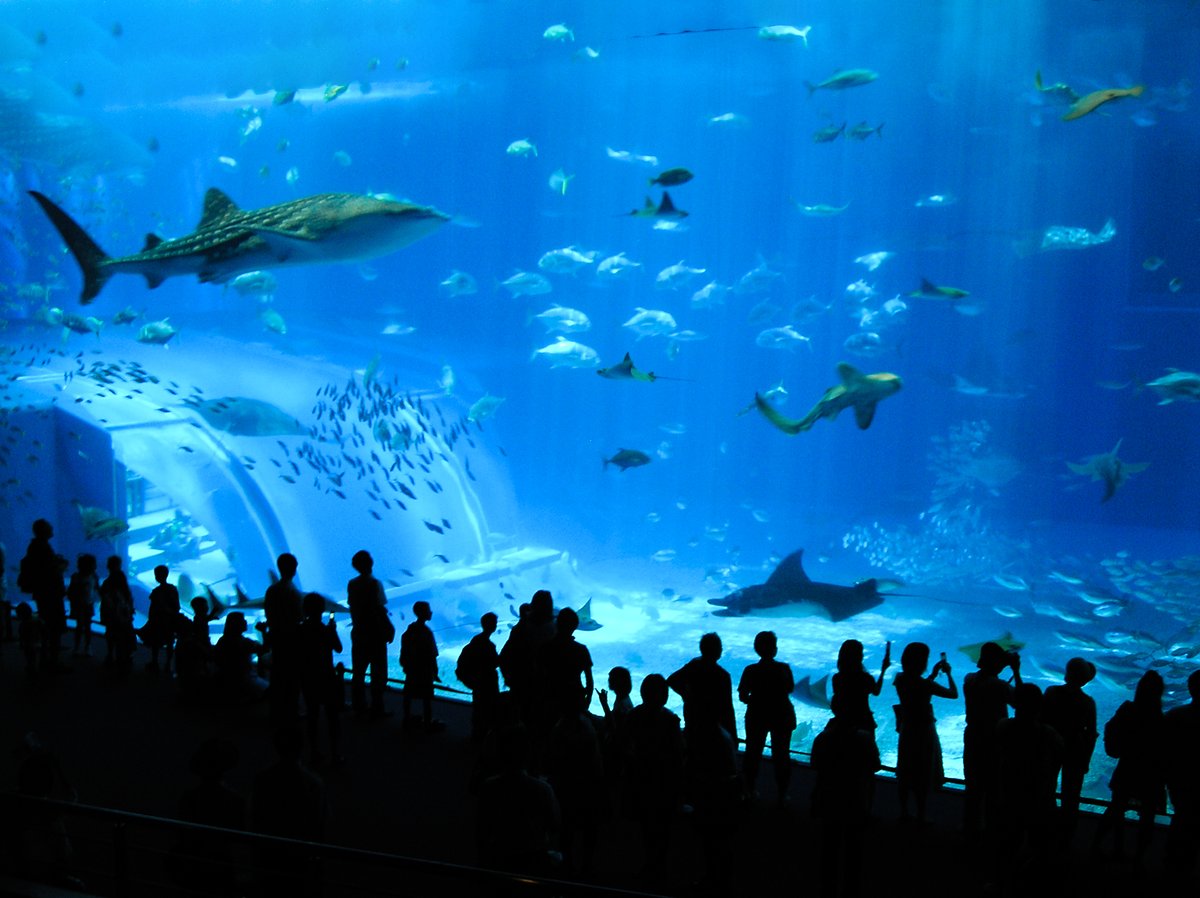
[30,188,449,303]
[1066,439,1149,502]
[707,550,890,622]
[755,362,902,433]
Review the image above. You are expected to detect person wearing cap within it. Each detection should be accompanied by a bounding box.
[962,640,1021,836]
[1042,657,1098,842]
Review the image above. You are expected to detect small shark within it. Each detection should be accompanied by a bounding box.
[755,362,901,433]
[1066,439,1149,502]
[30,188,449,304]
[708,550,888,622]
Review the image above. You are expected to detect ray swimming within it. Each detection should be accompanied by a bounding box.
[29,188,449,304]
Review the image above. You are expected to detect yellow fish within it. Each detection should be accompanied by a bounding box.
[1062,84,1144,121]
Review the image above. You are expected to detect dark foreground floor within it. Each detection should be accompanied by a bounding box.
[0,635,1190,898]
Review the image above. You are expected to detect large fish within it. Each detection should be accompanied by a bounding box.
[30,188,449,303]
[708,549,888,622]
[1066,439,1148,502]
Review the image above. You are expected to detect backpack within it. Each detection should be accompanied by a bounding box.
[455,639,479,690]
[17,554,34,594]
[1104,702,1132,759]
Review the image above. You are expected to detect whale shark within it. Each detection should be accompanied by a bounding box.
[707,549,887,622]
[29,188,449,304]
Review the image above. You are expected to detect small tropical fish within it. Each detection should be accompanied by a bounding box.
[324,83,349,102]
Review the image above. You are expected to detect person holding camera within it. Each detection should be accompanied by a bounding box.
[893,642,958,823]
[962,641,1021,836]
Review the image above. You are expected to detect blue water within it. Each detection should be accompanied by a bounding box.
[1,1,1199,798]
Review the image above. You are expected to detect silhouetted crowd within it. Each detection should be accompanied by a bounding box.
[4,516,1200,897]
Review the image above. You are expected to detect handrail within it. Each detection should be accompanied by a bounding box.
[0,792,672,898]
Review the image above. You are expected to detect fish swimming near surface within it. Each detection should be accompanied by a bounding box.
[29,188,449,303]
[755,362,901,433]
[1062,83,1145,121]
[1066,439,1149,502]
[708,549,891,622]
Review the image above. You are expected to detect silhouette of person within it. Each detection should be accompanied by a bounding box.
[685,718,741,895]
[475,723,561,879]
[456,611,501,743]
[16,602,45,678]
[1092,669,1166,863]
[263,552,304,724]
[831,638,890,733]
[400,600,442,731]
[1042,656,1098,842]
[810,694,882,898]
[538,607,595,727]
[0,541,8,641]
[251,724,327,897]
[347,549,393,718]
[298,592,343,764]
[175,597,217,704]
[962,640,1021,836]
[893,642,957,822]
[67,553,99,657]
[598,666,635,818]
[625,673,685,877]
[99,555,135,669]
[546,686,605,875]
[1165,670,1200,875]
[738,630,797,805]
[499,590,556,727]
[143,564,180,673]
[995,682,1064,878]
[668,632,737,743]
[175,737,246,892]
[213,611,266,703]
[19,519,67,672]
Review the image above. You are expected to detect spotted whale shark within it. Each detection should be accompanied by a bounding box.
[708,549,887,622]
[30,188,449,303]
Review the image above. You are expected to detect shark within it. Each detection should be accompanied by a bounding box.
[1066,439,1149,502]
[29,188,450,304]
[708,550,889,622]
[755,362,901,433]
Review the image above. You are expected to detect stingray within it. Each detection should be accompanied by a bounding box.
[184,396,306,437]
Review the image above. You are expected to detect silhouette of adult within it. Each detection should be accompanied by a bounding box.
[538,607,595,727]
[810,694,882,898]
[347,550,393,719]
[263,553,304,724]
[831,638,890,733]
[668,632,737,743]
[625,673,685,876]
[18,519,67,672]
[499,590,556,726]
[1042,656,1098,841]
[143,564,180,673]
[456,611,501,743]
[738,630,796,805]
[962,640,1021,836]
[66,554,99,658]
[213,611,266,703]
[995,683,1064,878]
[685,718,741,895]
[1165,670,1200,875]
[400,600,442,732]
[475,723,561,879]
[1092,669,1166,863]
[175,737,246,892]
[297,592,343,764]
[893,642,957,822]
[546,687,605,875]
[99,555,135,669]
[175,597,217,704]
[251,724,327,897]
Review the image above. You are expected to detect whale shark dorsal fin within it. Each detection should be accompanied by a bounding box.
[199,188,240,229]
[837,362,865,384]
[765,550,811,588]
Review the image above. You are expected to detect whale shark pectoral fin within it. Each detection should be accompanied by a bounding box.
[853,401,878,429]
[755,393,804,434]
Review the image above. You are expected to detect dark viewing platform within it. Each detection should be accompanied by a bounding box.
[0,633,1186,897]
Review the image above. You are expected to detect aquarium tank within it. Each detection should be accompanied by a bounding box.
[1,0,1198,802]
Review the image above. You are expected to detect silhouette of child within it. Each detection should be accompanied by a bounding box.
[400,600,442,732]
[143,564,180,673]
[67,554,99,658]
[456,611,501,743]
